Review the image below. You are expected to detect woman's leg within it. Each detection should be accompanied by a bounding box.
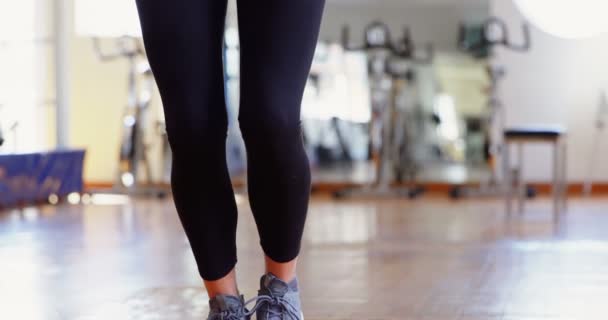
[236,0,326,281]
[135,0,240,295]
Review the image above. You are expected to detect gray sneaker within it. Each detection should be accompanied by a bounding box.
[207,294,250,320]
[247,273,304,320]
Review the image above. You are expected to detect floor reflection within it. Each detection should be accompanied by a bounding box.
[1,197,608,319]
[75,287,209,320]
[305,202,377,244]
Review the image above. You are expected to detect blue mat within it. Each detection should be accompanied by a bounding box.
[0,149,86,207]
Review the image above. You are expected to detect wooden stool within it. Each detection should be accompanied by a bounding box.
[503,126,567,220]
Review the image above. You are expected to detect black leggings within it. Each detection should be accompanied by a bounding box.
[135,0,325,280]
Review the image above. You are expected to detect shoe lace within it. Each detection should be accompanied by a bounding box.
[244,294,300,320]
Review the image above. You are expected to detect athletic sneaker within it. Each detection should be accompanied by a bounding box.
[207,294,250,320]
[248,273,304,320]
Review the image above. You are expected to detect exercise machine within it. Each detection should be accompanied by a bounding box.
[449,17,531,198]
[334,22,431,199]
[91,37,167,197]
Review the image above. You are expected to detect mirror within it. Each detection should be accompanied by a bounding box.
[301,0,493,188]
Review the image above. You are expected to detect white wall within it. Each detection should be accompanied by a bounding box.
[492,0,608,182]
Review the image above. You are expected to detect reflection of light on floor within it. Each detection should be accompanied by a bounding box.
[121,204,135,235]
[22,207,39,222]
[89,194,131,206]
[306,205,377,244]
[512,240,608,253]
[75,287,209,320]
[507,240,608,318]
[0,242,48,319]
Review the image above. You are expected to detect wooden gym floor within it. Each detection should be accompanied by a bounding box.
[1,195,608,319]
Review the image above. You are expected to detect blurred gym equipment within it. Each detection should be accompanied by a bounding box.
[458,17,530,58]
[450,17,531,199]
[223,26,247,176]
[300,42,371,169]
[334,21,431,199]
[90,37,167,197]
[74,0,168,197]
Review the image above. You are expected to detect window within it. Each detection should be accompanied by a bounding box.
[0,0,50,152]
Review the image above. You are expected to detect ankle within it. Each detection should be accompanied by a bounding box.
[204,268,239,299]
[264,256,298,283]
